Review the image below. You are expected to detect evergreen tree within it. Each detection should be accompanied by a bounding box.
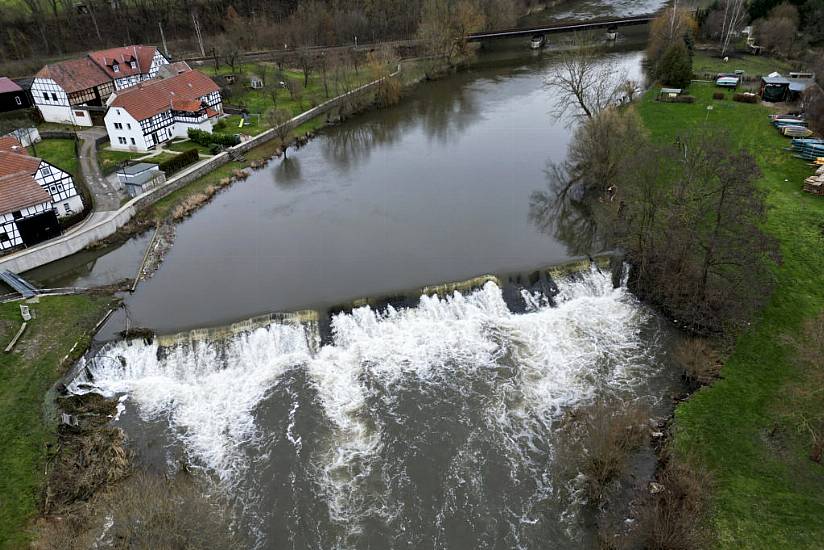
[658,42,693,88]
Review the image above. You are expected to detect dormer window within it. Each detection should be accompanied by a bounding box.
[130,61,137,69]
[112,62,120,73]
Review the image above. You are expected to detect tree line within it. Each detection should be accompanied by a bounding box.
[0,0,534,73]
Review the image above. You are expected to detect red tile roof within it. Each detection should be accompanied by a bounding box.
[110,70,219,121]
[0,151,40,177]
[88,45,162,80]
[0,172,51,214]
[0,77,23,94]
[0,136,26,154]
[35,57,110,93]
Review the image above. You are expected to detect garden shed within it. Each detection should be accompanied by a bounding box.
[760,73,790,102]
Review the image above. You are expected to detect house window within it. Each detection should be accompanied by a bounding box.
[57,184,63,191]
[51,92,57,101]
[130,138,136,145]
[127,123,131,129]
[15,96,21,105]
[114,122,123,130]
[12,211,21,219]
[63,203,71,212]
[41,165,51,176]
[113,63,120,73]
[42,92,49,101]
[130,61,137,69]
[118,137,127,144]
[49,185,57,193]
[0,233,8,243]
[75,111,84,117]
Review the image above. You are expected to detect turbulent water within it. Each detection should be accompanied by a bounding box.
[72,266,680,548]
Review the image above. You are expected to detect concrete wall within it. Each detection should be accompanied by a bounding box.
[0,71,395,275]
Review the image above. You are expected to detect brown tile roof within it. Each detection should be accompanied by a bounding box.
[88,45,162,80]
[35,57,110,93]
[110,70,219,121]
[0,151,40,177]
[0,172,51,214]
[0,77,23,94]
[0,136,26,154]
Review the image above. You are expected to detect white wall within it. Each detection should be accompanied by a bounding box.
[31,78,93,127]
[104,107,148,151]
[0,202,53,250]
[172,117,215,139]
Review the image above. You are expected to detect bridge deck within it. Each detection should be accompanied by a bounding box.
[466,15,655,41]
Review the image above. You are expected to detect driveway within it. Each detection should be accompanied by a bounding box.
[77,128,123,212]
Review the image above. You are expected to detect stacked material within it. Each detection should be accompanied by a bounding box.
[772,115,811,137]
[791,138,824,161]
[803,165,824,195]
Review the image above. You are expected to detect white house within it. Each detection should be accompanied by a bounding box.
[32,45,169,126]
[104,70,222,152]
[0,172,58,251]
[0,136,84,218]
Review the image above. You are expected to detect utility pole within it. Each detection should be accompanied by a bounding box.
[159,21,169,58]
[192,13,206,57]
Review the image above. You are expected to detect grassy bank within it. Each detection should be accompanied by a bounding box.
[0,294,116,549]
[692,50,794,77]
[28,138,78,178]
[638,83,824,547]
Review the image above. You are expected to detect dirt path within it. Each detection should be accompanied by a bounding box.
[76,128,123,212]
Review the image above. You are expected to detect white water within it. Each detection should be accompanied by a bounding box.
[74,266,669,546]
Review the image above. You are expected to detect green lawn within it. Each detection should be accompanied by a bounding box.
[97,147,145,174]
[638,83,824,548]
[0,295,115,549]
[693,50,795,78]
[28,138,78,178]
[216,115,267,136]
[166,140,213,156]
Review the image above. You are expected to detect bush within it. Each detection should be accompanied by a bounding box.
[158,147,199,175]
[733,92,759,103]
[187,127,240,147]
[674,338,722,390]
[675,95,696,103]
[658,42,693,89]
[713,91,725,100]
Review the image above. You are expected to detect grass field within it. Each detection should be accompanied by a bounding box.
[97,147,145,173]
[692,50,795,77]
[27,138,78,178]
[638,83,824,548]
[0,295,115,549]
[166,140,213,155]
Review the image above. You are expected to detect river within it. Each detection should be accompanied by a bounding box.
[55,2,688,547]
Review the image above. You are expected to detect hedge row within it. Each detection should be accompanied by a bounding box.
[158,147,199,175]
[187,128,240,147]
[733,93,759,104]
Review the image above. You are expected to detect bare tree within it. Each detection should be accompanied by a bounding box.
[719,0,747,57]
[296,47,314,88]
[266,108,294,158]
[543,33,625,121]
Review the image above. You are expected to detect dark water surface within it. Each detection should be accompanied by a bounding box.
[88,50,644,335]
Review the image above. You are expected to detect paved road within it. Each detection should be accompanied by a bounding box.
[77,128,123,212]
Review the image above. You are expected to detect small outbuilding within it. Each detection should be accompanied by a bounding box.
[115,162,165,197]
[760,73,790,102]
[0,77,30,112]
[249,75,264,89]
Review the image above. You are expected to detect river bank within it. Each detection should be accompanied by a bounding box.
[0,294,117,548]
[636,83,824,547]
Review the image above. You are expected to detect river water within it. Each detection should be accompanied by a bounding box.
[56,2,688,547]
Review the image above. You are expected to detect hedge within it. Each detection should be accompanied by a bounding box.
[713,91,725,100]
[158,148,200,175]
[187,128,240,147]
[733,93,759,103]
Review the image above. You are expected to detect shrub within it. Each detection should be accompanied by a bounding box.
[675,95,696,103]
[674,338,722,390]
[733,92,759,103]
[158,147,199,175]
[713,91,725,100]
[187,127,240,147]
[658,42,693,89]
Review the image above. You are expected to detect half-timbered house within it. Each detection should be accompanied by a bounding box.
[0,137,84,218]
[104,70,222,152]
[32,45,169,126]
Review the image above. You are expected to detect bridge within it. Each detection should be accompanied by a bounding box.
[466,15,656,42]
[0,270,39,299]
